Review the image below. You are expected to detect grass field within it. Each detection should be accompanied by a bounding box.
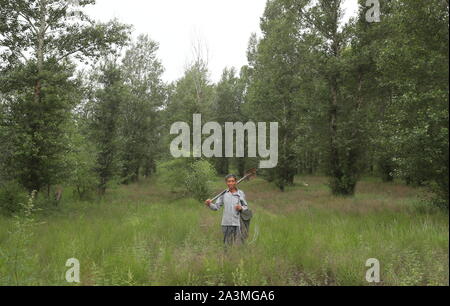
[0,175,448,286]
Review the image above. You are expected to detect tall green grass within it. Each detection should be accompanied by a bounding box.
[0,176,448,286]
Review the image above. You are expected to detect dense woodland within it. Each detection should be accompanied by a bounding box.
[0,0,448,214]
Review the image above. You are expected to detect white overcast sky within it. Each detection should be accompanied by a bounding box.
[85,0,359,83]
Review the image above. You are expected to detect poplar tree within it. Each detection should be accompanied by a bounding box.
[247,0,307,191]
[0,0,130,192]
[120,34,165,183]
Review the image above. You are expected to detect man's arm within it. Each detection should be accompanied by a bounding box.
[206,195,224,211]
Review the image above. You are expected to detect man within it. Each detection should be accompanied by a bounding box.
[205,174,249,246]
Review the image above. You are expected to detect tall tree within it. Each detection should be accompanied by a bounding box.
[213,67,247,176]
[89,61,127,195]
[0,0,130,192]
[371,0,449,206]
[299,0,369,195]
[247,0,307,191]
[120,34,165,183]
[164,47,215,158]
[0,60,79,194]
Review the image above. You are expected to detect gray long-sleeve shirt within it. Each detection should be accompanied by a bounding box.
[209,189,249,226]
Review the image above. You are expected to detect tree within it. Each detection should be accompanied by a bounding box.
[164,42,215,160]
[89,61,128,195]
[0,0,130,193]
[0,60,80,193]
[212,67,247,176]
[165,64,213,126]
[371,0,449,207]
[66,118,98,200]
[120,34,165,183]
[297,0,370,196]
[247,0,307,191]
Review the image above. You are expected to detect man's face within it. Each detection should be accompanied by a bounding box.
[226,177,237,190]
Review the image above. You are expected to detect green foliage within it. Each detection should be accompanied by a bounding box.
[165,60,214,127]
[184,159,217,202]
[376,154,395,183]
[0,0,447,211]
[366,0,449,207]
[67,126,99,200]
[0,0,131,69]
[119,34,165,184]
[246,0,306,190]
[0,181,28,216]
[328,174,358,197]
[159,158,191,191]
[0,191,39,285]
[213,67,247,176]
[0,0,131,194]
[243,0,448,200]
[0,61,80,192]
[89,61,128,195]
[160,158,216,202]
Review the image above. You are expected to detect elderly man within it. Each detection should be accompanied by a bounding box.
[205,174,249,246]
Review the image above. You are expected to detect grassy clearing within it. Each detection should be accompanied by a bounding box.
[0,176,448,286]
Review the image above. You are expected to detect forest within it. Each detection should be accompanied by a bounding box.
[0,0,448,286]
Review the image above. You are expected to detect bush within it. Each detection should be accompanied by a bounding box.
[329,174,358,196]
[159,158,190,192]
[0,181,28,216]
[430,182,449,211]
[160,158,216,201]
[184,160,217,202]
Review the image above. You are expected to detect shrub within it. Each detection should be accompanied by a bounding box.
[159,158,190,192]
[160,158,216,201]
[184,160,217,202]
[0,181,28,216]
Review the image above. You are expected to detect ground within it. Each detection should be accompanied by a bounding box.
[0,176,448,286]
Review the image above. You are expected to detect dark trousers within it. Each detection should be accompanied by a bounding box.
[222,226,243,246]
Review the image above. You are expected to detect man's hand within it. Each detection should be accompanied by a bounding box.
[205,199,212,207]
[235,205,243,212]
